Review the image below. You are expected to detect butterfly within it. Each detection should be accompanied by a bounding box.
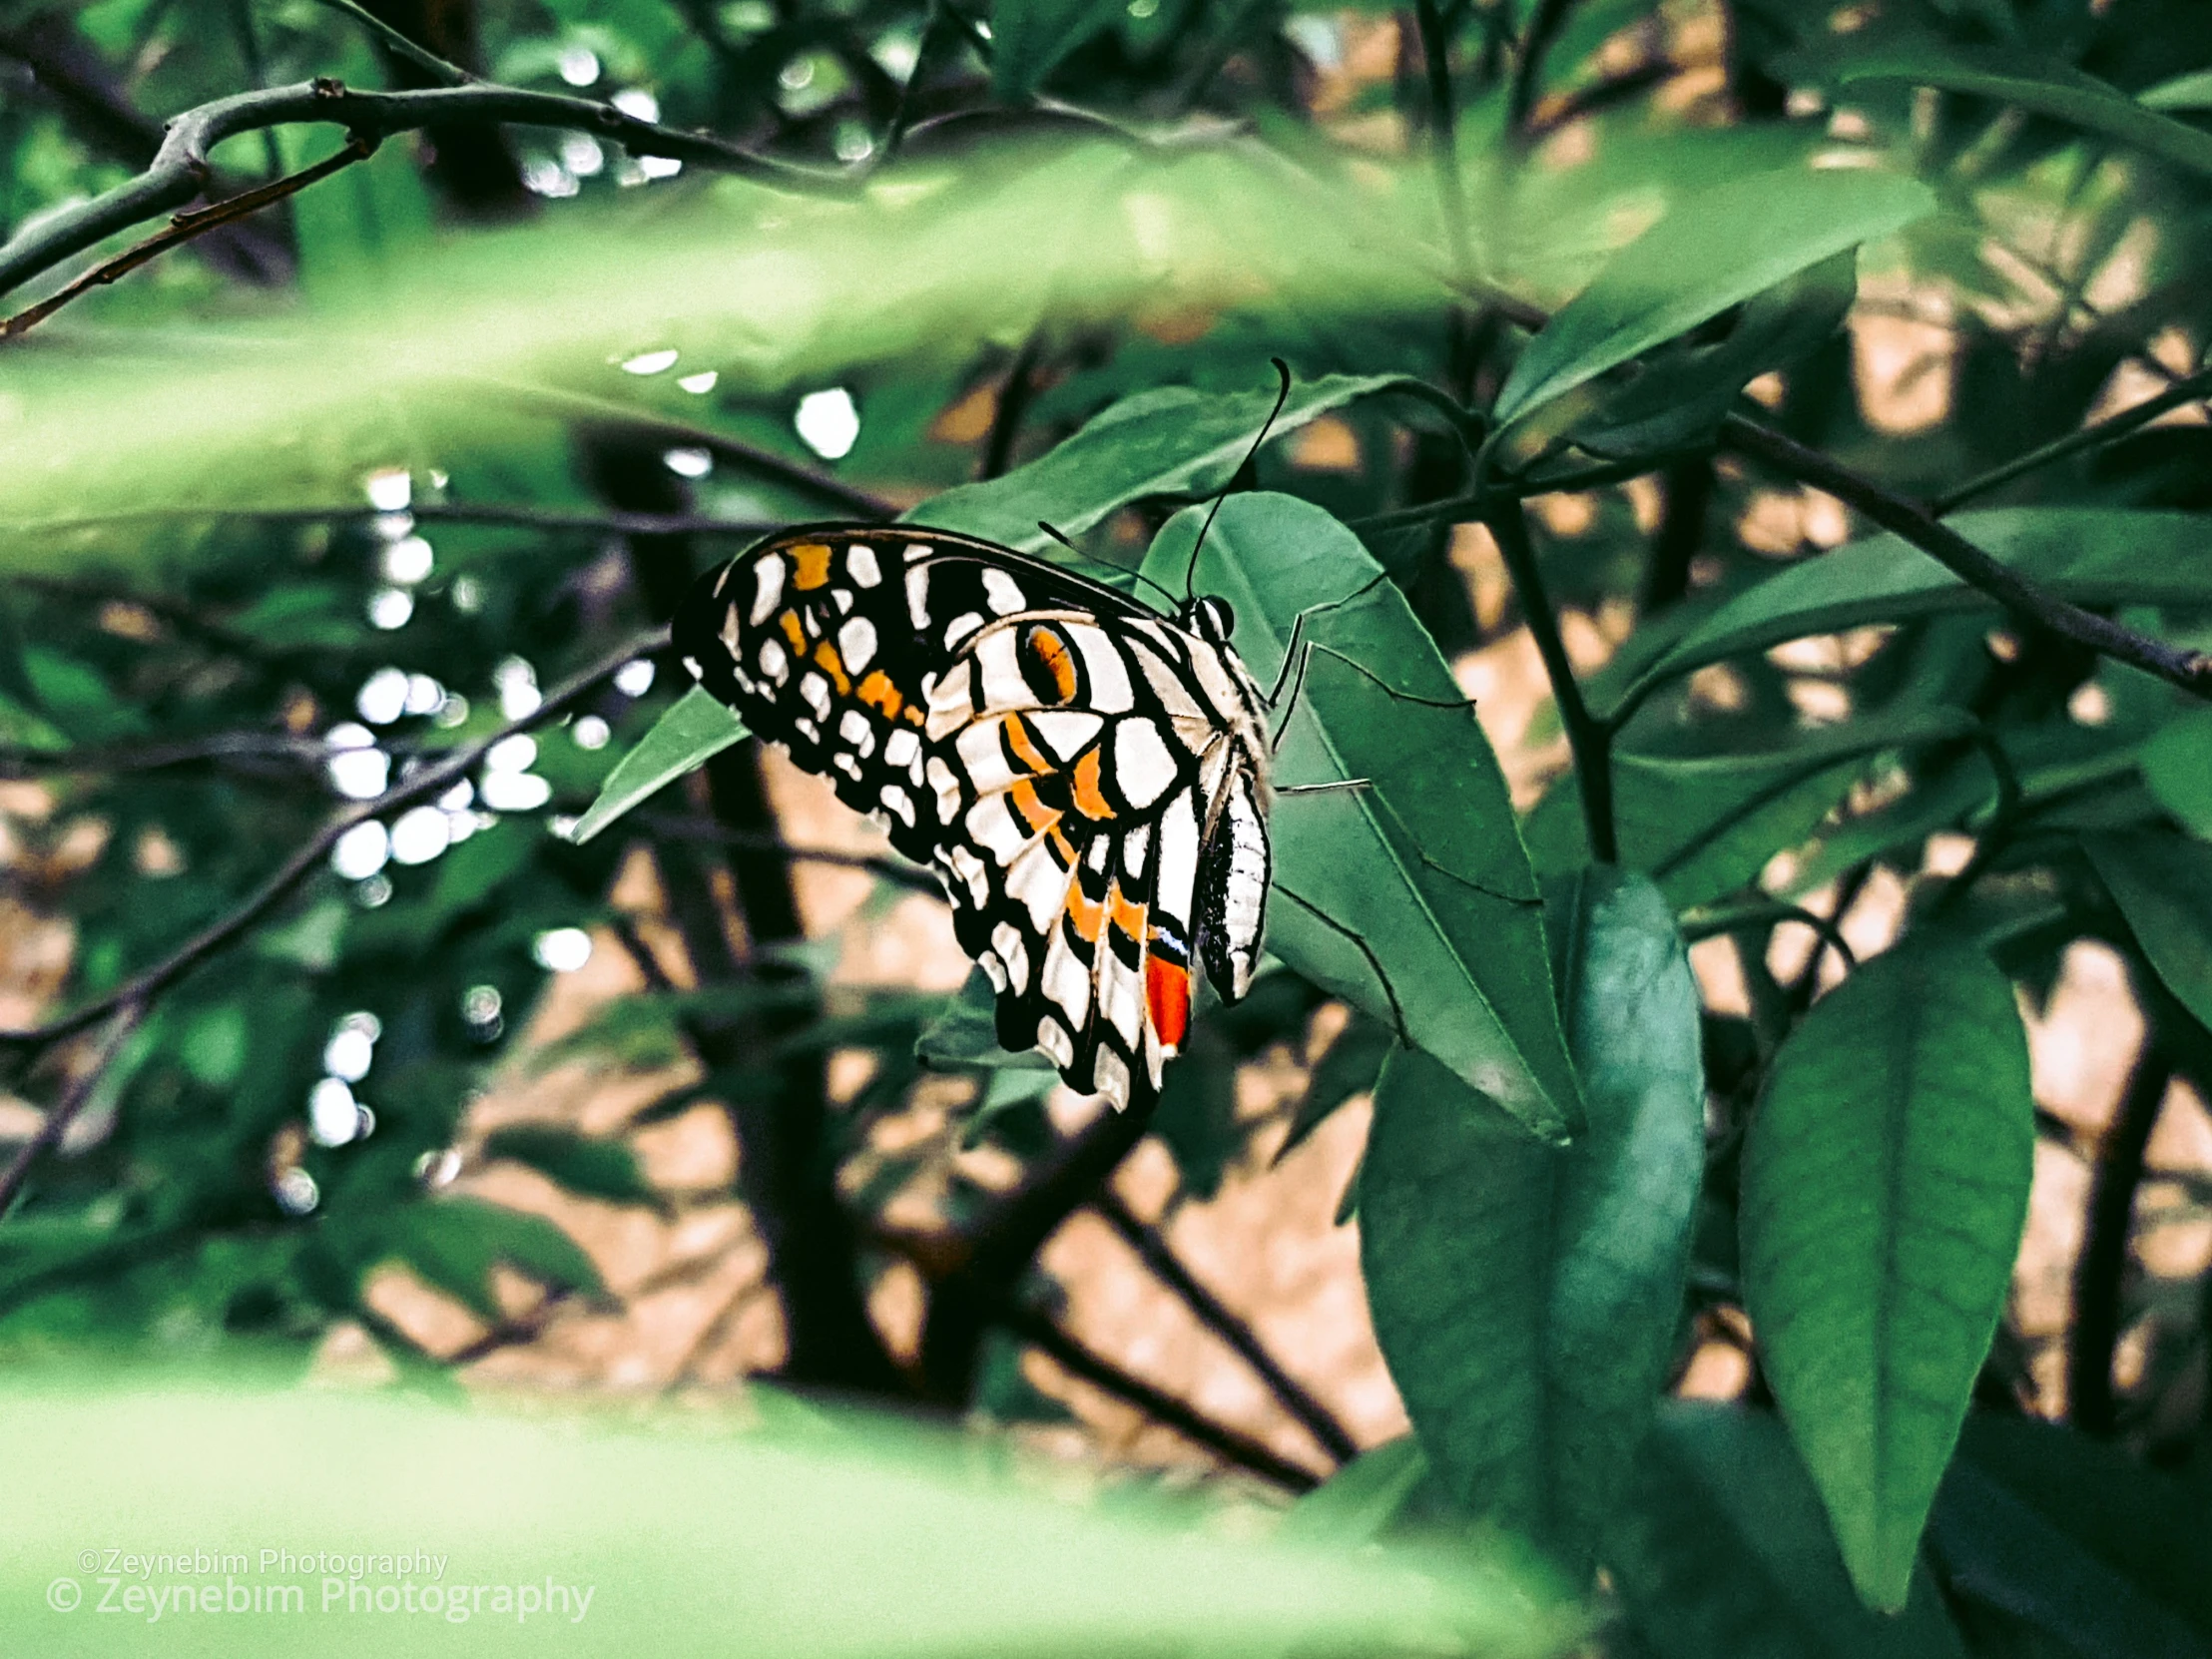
[673,523,1274,1113]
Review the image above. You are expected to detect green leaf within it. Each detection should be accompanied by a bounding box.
[2082,830,2212,1034]
[180,1004,251,1090]
[915,965,1055,1072]
[1518,251,1857,473]
[1489,167,1934,436]
[1605,510,2212,721]
[1527,708,1981,906]
[571,685,749,845]
[481,1125,664,1211]
[1930,1420,2209,1659]
[1361,868,1703,1572]
[2140,69,2212,112]
[1281,1436,1431,1547]
[2141,710,2212,838]
[0,1378,1564,1659]
[1140,493,1582,1140]
[1740,937,2033,1611]
[1840,45,2212,181]
[1275,1010,1393,1166]
[989,0,1126,100]
[380,1196,603,1321]
[911,374,1407,557]
[1607,1402,1970,1659]
[1936,1414,2212,1649]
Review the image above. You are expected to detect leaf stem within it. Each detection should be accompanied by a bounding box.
[1720,414,2212,702]
[1931,363,2212,515]
[2068,1027,2172,1435]
[1487,498,1616,861]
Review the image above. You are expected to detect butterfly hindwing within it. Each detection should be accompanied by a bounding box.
[676,524,1273,1110]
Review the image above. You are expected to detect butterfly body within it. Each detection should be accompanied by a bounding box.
[675,524,1273,1112]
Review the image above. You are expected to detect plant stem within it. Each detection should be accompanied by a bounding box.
[1721,414,2212,702]
[1488,498,1616,860]
[1932,363,2212,515]
[2069,1031,2171,1435]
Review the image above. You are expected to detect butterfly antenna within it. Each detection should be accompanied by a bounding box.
[1038,520,1183,611]
[1182,357,1294,602]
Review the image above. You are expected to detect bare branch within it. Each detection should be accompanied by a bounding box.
[0,78,851,303]
[0,624,669,1052]
[0,1004,144,1216]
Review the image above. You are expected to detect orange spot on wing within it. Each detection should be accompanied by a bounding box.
[856,670,903,719]
[1064,884,1105,944]
[1109,887,1147,940]
[814,641,850,694]
[780,611,807,653]
[1010,779,1058,834]
[791,542,833,589]
[1025,625,1079,703]
[1071,749,1116,821]
[1046,827,1077,866]
[904,707,926,726]
[1002,715,1052,778]
[1145,958,1190,1050]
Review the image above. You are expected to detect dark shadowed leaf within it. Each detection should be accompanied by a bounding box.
[1275,1010,1393,1166]
[571,685,749,845]
[989,0,1129,100]
[1608,1403,1969,1659]
[379,1197,604,1322]
[2083,830,2212,1034]
[1606,510,2212,721]
[911,374,1406,556]
[482,1125,664,1211]
[1139,493,1581,1139]
[1489,167,1933,437]
[1840,45,2212,180]
[1361,869,1703,1572]
[1740,937,2033,1610]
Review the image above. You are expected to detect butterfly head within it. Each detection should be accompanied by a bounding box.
[1178,595,1237,646]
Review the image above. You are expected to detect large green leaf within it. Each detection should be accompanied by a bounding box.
[0,1378,1562,1659]
[378,1197,604,1322]
[2140,709,2212,837]
[1138,493,1581,1139]
[1931,1418,2210,1659]
[1840,45,2212,181]
[911,374,1406,556]
[571,685,749,845]
[1740,937,2033,1611]
[1488,167,1933,437]
[481,1126,665,1212]
[1526,708,1981,906]
[2083,830,2212,1033]
[1361,869,1703,1571]
[989,0,1128,100]
[1935,1414,2212,1651]
[1607,1403,1970,1659]
[1604,510,2212,722]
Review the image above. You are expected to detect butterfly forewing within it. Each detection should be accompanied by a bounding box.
[675,524,1274,1111]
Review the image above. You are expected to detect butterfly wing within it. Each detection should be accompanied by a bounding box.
[675,525,1271,1111]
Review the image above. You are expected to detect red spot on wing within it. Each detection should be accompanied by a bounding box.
[1144,957,1190,1051]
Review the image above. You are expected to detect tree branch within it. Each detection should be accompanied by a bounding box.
[1487,498,1616,860]
[1000,1304,1325,1490]
[1,133,378,341]
[312,0,472,86]
[0,1004,144,1216]
[1932,363,2212,515]
[1720,414,2212,701]
[1093,1190,1359,1464]
[0,623,669,1052]
[0,77,850,302]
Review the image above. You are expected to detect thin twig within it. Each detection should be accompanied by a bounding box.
[0,78,847,301]
[1488,498,1616,860]
[2069,1031,2172,1435]
[1720,414,2212,702]
[0,731,331,780]
[0,624,669,1052]
[1932,363,2212,514]
[311,0,472,86]
[633,814,944,892]
[1680,901,1858,969]
[0,133,377,340]
[0,1004,144,1216]
[20,502,780,540]
[1001,1304,1325,1491]
[1093,1190,1359,1464]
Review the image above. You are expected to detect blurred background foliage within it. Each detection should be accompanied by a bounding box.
[5,0,2212,1654]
